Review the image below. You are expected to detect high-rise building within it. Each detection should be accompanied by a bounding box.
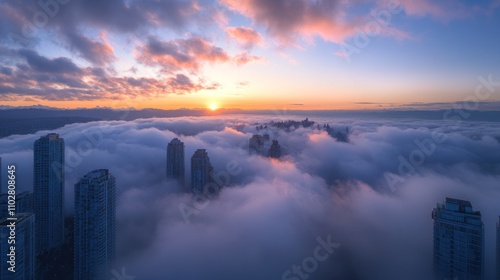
[167,138,185,185]
[0,191,34,219]
[74,169,116,280]
[191,149,213,193]
[268,140,282,159]
[497,216,500,280]
[0,213,35,280]
[432,198,484,280]
[249,135,265,155]
[33,133,65,255]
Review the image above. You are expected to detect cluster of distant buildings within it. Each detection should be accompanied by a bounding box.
[258,118,315,130]
[249,134,282,158]
[0,134,115,280]
[256,118,350,143]
[167,134,282,194]
[167,138,216,194]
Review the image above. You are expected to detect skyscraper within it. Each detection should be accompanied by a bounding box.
[432,198,484,280]
[191,149,213,193]
[268,140,282,159]
[33,133,65,255]
[249,135,265,155]
[74,169,116,280]
[167,138,185,185]
[497,216,500,280]
[0,213,35,280]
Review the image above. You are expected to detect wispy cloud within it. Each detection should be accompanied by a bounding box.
[225,26,264,49]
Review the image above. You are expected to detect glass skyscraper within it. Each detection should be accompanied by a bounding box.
[33,133,65,255]
[167,138,185,185]
[191,149,213,194]
[0,213,35,280]
[432,197,484,280]
[74,169,116,280]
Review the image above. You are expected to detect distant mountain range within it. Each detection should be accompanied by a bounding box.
[1,107,499,138]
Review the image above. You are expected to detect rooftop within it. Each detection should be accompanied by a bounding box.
[193,149,207,156]
[169,138,183,144]
[83,169,109,180]
[446,197,472,207]
[441,197,481,216]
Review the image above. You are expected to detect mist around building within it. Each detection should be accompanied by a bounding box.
[0,114,500,280]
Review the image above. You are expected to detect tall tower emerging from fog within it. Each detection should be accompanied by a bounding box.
[74,169,116,280]
[268,140,282,159]
[34,133,65,255]
[432,198,484,280]
[249,135,265,155]
[497,217,500,280]
[0,214,35,280]
[167,138,185,185]
[191,149,213,193]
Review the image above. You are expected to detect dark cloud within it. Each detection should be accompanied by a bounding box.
[60,30,115,65]
[219,0,360,44]
[1,114,499,279]
[0,0,216,67]
[0,49,217,100]
[63,0,200,32]
[0,1,40,46]
[219,0,494,45]
[0,66,13,76]
[0,0,205,38]
[167,74,205,94]
[18,49,82,74]
[0,0,267,101]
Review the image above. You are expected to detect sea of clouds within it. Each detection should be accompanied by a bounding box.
[1,113,499,280]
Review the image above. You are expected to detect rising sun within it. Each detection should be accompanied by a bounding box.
[209,103,218,111]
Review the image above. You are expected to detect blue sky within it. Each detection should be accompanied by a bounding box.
[0,0,499,109]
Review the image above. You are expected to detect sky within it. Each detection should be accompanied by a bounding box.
[0,0,500,110]
[1,114,500,279]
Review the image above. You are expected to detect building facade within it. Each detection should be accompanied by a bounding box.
[0,214,35,280]
[33,133,65,255]
[74,169,116,280]
[432,198,484,280]
[0,191,34,219]
[249,135,265,155]
[167,138,185,185]
[191,149,213,194]
[268,140,282,159]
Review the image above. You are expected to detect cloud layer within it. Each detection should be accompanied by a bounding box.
[1,114,499,279]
